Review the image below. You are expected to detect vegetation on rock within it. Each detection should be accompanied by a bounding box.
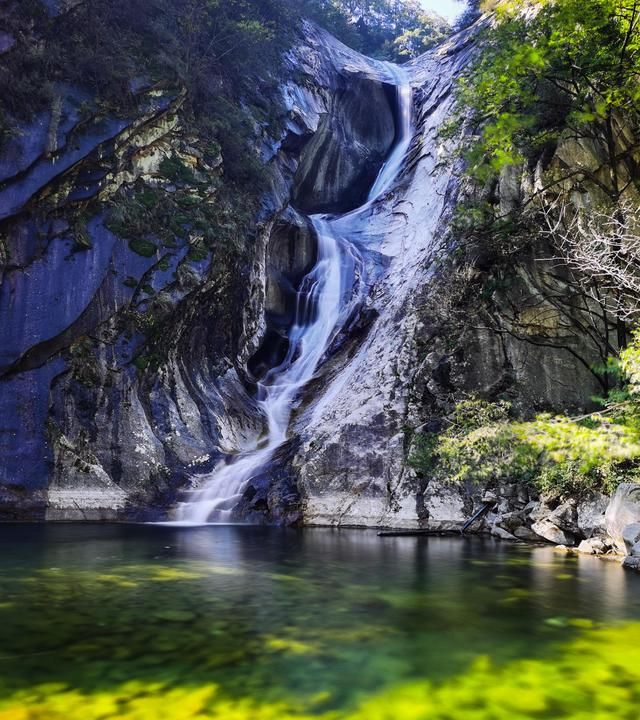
[457,0,640,191]
[412,333,640,494]
[305,0,449,60]
[420,0,640,496]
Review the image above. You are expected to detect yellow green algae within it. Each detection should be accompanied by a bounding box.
[0,525,638,719]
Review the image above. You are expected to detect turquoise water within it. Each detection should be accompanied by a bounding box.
[0,524,639,719]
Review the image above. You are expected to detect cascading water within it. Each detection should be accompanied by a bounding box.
[175,64,413,524]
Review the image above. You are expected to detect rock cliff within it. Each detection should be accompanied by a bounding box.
[0,17,621,533]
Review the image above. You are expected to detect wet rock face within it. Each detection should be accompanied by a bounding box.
[0,20,405,520]
[0,17,630,527]
[249,212,317,381]
[288,28,480,529]
[292,76,395,213]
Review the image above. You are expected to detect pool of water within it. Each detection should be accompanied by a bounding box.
[0,524,639,718]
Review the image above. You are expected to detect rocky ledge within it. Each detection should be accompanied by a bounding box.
[432,480,640,571]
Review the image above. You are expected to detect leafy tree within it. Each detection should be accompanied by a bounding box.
[306,0,449,60]
[459,0,640,198]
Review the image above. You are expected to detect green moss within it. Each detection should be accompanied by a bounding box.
[129,237,157,258]
[187,240,209,263]
[160,154,196,184]
[347,623,640,720]
[138,187,162,210]
[176,194,202,208]
[133,355,151,371]
[0,618,639,719]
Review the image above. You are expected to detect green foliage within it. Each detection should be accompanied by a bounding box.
[304,0,449,61]
[408,433,439,474]
[128,238,158,258]
[0,0,448,196]
[159,155,196,185]
[457,0,640,192]
[621,334,640,394]
[411,390,640,494]
[197,97,268,189]
[106,182,248,256]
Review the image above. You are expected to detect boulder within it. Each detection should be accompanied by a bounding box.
[554,545,572,553]
[622,556,640,571]
[496,510,527,533]
[548,500,579,535]
[576,492,609,538]
[491,525,518,541]
[532,519,576,546]
[605,483,640,553]
[622,523,640,556]
[525,501,551,523]
[577,537,606,555]
[481,491,498,504]
[513,526,540,541]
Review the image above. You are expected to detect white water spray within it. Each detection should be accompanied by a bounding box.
[175,64,412,524]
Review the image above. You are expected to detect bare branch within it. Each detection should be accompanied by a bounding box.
[541,198,640,322]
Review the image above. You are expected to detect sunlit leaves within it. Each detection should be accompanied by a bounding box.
[459,0,640,185]
[411,383,640,493]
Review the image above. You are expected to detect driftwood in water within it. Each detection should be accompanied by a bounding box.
[379,499,497,538]
[461,500,497,535]
[377,529,461,537]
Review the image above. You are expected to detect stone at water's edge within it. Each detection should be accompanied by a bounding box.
[623,523,640,556]
[605,483,640,554]
[577,537,606,555]
[531,518,576,546]
[622,556,640,571]
[576,493,609,538]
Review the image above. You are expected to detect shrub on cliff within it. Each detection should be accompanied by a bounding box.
[457,0,640,198]
[411,333,640,493]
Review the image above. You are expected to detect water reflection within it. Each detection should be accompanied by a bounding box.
[0,525,639,719]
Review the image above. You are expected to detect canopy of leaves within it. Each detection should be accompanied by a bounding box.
[304,0,450,60]
[0,0,296,123]
[0,0,448,169]
[458,0,640,193]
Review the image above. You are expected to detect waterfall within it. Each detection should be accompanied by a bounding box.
[175,64,413,524]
